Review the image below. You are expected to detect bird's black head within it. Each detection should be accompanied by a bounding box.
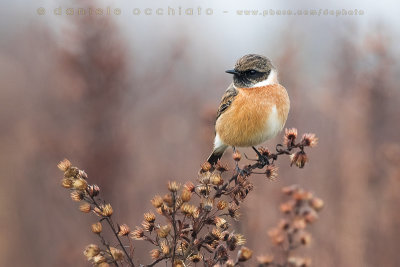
[226,54,276,88]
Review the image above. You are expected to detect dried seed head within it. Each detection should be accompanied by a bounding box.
[209,240,220,249]
[168,181,181,192]
[87,184,100,197]
[70,191,84,202]
[293,218,307,229]
[93,207,102,216]
[61,178,73,189]
[226,259,235,267]
[142,220,154,232]
[215,161,229,172]
[278,219,290,231]
[151,195,163,208]
[79,203,91,213]
[189,253,203,263]
[304,210,318,223]
[210,172,224,186]
[181,203,197,217]
[288,257,312,267]
[131,227,145,240]
[102,204,113,217]
[265,165,278,180]
[227,233,246,251]
[215,245,229,262]
[202,198,214,212]
[176,241,189,254]
[163,193,174,207]
[184,182,195,192]
[91,222,102,234]
[222,231,230,241]
[72,178,88,190]
[150,249,161,260]
[181,189,191,202]
[175,197,183,209]
[310,197,324,211]
[281,184,299,195]
[155,207,163,215]
[290,151,308,168]
[300,232,312,245]
[235,234,246,246]
[57,159,71,172]
[192,207,200,218]
[301,133,318,147]
[64,167,79,178]
[83,244,100,259]
[217,200,228,210]
[258,146,271,157]
[257,255,274,265]
[198,171,211,184]
[160,240,170,255]
[215,217,229,230]
[268,228,285,245]
[144,212,156,223]
[293,190,313,201]
[284,128,298,147]
[157,224,171,238]
[211,228,223,240]
[117,224,130,236]
[238,246,253,262]
[228,203,240,220]
[173,260,184,267]
[197,184,210,196]
[233,151,241,161]
[280,201,294,214]
[92,254,106,264]
[78,170,88,180]
[201,161,212,172]
[110,247,124,261]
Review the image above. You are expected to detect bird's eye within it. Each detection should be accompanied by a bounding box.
[248,70,257,76]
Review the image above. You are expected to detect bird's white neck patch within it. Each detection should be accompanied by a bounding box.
[251,69,278,88]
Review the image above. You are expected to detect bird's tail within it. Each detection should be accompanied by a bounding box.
[206,145,228,167]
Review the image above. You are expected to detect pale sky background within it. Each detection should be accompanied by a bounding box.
[2,0,399,58]
[1,0,398,92]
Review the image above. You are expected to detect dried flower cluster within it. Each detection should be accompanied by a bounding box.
[132,174,250,267]
[58,159,134,267]
[257,185,324,267]
[58,128,319,266]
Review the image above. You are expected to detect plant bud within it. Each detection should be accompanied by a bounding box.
[238,246,253,262]
[91,222,102,234]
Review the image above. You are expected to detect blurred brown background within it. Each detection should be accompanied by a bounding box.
[1,0,399,266]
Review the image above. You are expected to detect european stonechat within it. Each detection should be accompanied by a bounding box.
[207,54,290,165]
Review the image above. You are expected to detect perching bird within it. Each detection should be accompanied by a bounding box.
[207,54,290,166]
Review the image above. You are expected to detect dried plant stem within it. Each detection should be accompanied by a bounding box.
[214,144,299,199]
[146,256,168,267]
[99,233,120,267]
[171,192,178,264]
[86,189,135,267]
[107,217,135,266]
[59,129,319,266]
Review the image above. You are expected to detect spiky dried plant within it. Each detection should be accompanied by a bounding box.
[258,185,324,267]
[58,128,319,266]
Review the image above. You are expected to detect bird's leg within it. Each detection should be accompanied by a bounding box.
[233,146,240,172]
[252,146,269,166]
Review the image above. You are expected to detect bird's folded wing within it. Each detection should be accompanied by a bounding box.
[216,83,238,120]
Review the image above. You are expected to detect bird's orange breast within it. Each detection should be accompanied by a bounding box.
[215,84,290,147]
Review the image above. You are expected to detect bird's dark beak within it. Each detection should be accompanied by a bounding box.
[226,69,239,75]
